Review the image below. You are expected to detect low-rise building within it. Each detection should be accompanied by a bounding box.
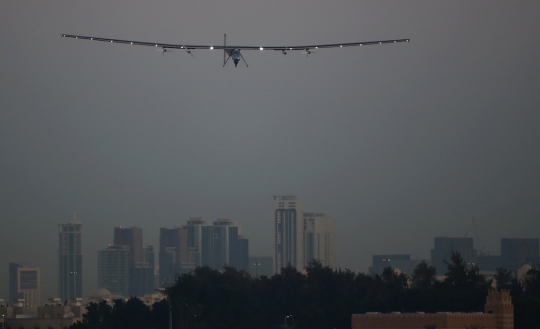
[352,290,513,329]
[0,298,85,329]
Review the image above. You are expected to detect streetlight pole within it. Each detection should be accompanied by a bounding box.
[169,300,172,329]
[285,315,293,328]
[253,262,261,278]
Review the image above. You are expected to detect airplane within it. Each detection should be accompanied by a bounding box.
[60,34,410,67]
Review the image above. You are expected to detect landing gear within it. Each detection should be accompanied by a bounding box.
[224,49,248,67]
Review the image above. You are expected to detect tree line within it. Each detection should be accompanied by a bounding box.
[71,252,540,329]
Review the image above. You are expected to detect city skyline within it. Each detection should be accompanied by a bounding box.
[2,1,540,305]
[2,204,539,304]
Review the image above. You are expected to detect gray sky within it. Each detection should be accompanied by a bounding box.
[1,1,539,301]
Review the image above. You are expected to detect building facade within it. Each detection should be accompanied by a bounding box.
[303,212,335,268]
[430,237,477,273]
[97,245,130,297]
[130,244,155,296]
[58,212,82,301]
[501,238,539,269]
[114,226,143,265]
[186,217,213,269]
[159,226,190,285]
[273,195,304,272]
[0,300,85,329]
[352,290,513,329]
[9,263,40,306]
[209,218,249,271]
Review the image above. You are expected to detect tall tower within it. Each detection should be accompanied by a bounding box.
[212,218,249,271]
[303,213,335,268]
[9,263,41,306]
[273,196,304,272]
[185,217,213,268]
[114,226,143,265]
[97,245,130,297]
[485,289,514,329]
[159,227,190,286]
[58,211,82,301]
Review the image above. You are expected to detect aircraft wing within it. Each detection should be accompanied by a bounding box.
[60,34,409,51]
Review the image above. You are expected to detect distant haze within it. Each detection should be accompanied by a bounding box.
[1,1,539,301]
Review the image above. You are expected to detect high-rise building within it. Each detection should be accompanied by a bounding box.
[185,217,213,268]
[430,237,477,273]
[210,218,249,271]
[130,245,155,297]
[501,238,539,268]
[159,227,190,286]
[303,213,336,268]
[235,235,249,272]
[96,227,153,296]
[273,195,304,272]
[98,245,130,297]
[58,212,83,301]
[114,226,143,265]
[9,263,40,306]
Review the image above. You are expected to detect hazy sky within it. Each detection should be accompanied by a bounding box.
[1,1,539,301]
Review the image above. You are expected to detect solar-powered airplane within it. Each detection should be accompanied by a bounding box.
[61,34,410,67]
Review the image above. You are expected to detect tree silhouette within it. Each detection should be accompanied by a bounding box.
[411,261,437,290]
[69,260,539,329]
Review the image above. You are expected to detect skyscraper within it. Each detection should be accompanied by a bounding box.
[130,245,155,296]
[211,218,249,271]
[159,227,190,286]
[58,212,82,301]
[185,217,213,268]
[273,195,304,272]
[303,212,336,268]
[9,263,40,306]
[98,245,130,297]
[114,226,143,265]
[111,226,154,296]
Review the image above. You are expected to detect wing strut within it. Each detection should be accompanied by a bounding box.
[223,52,232,67]
[239,52,249,67]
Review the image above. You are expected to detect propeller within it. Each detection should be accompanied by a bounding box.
[301,49,319,57]
[181,46,195,58]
